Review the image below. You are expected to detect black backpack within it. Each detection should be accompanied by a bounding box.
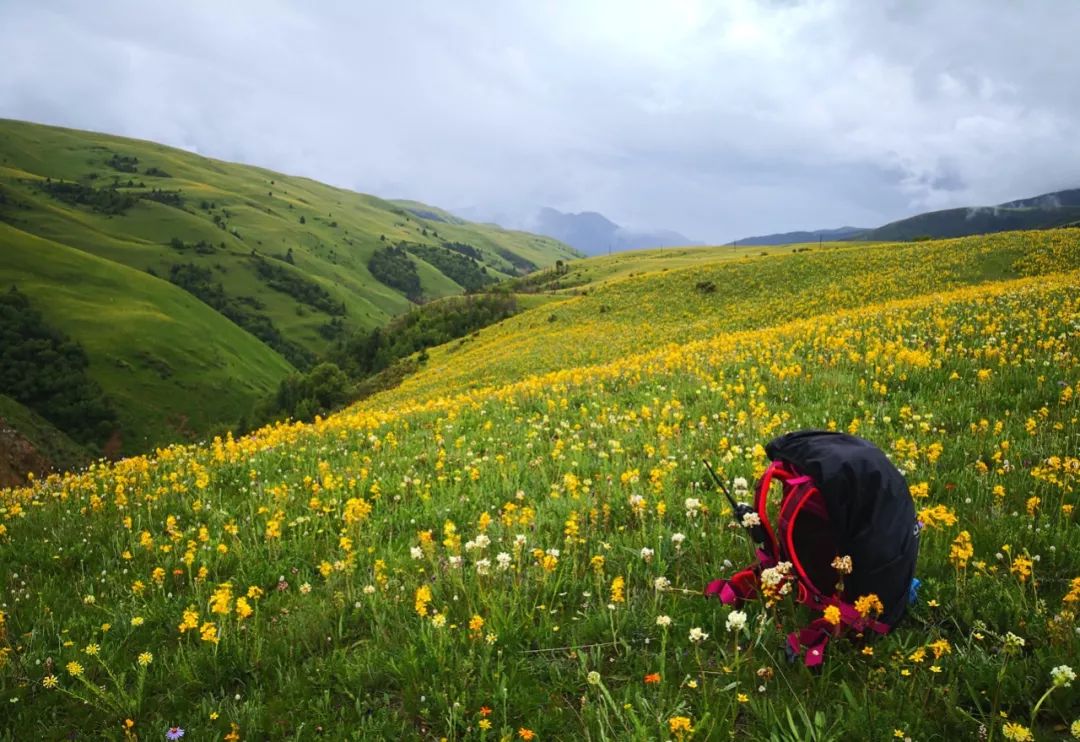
[705,430,920,665]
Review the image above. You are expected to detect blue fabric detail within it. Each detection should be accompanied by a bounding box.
[908,577,922,605]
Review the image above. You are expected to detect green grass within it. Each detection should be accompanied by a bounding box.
[1,232,1078,740]
[0,222,294,453]
[379,229,1080,407]
[0,118,578,452]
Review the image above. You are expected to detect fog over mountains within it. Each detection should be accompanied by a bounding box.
[454,206,700,255]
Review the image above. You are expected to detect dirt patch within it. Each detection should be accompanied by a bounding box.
[0,416,52,488]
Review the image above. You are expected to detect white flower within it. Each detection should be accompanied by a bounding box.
[1051,664,1076,687]
[654,576,671,592]
[684,498,702,517]
[656,615,672,627]
[587,671,601,686]
[448,555,463,569]
[410,546,424,560]
[733,477,749,494]
[496,552,512,570]
[514,534,527,547]
[362,584,376,594]
[546,548,560,558]
[640,547,655,562]
[740,511,761,528]
[475,558,491,576]
[689,627,709,643]
[671,532,686,548]
[726,610,748,633]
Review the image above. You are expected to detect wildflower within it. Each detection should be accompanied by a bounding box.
[431,613,447,628]
[590,555,605,574]
[929,639,952,659]
[610,576,625,604]
[726,610,747,633]
[83,643,99,656]
[854,594,884,619]
[656,615,672,628]
[199,622,219,644]
[823,605,841,626]
[640,547,654,562]
[410,547,423,560]
[587,671,601,686]
[1003,632,1025,652]
[684,498,701,517]
[1052,664,1076,688]
[644,672,661,684]
[178,607,199,634]
[1010,555,1033,582]
[741,511,761,528]
[42,675,58,689]
[668,716,694,738]
[689,627,709,643]
[1001,721,1033,741]
[138,652,153,667]
[949,531,974,569]
[737,692,749,703]
[131,616,145,627]
[518,728,535,740]
[654,576,671,592]
[167,727,186,740]
[363,584,376,595]
[469,615,485,635]
[479,706,492,717]
[496,552,512,570]
[475,558,491,575]
[66,661,83,677]
[478,719,492,730]
[299,582,312,594]
[1071,719,1080,739]
[831,555,853,574]
[415,585,433,617]
[235,597,253,620]
[671,532,686,548]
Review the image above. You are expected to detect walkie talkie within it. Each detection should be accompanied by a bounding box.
[702,460,766,546]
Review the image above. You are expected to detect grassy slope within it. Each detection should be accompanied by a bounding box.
[0,222,294,451]
[0,118,577,450]
[1,246,1078,738]
[0,393,90,476]
[374,229,1080,406]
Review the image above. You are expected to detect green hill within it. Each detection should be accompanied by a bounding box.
[1,229,1078,739]
[0,118,577,457]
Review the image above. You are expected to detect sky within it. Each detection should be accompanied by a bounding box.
[2,0,1079,243]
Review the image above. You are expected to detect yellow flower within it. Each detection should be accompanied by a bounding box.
[65,661,83,677]
[42,675,59,689]
[1002,721,1033,741]
[610,576,625,604]
[199,622,219,644]
[235,597,253,620]
[478,719,492,730]
[130,616,145,627]
[854,594,884,618]
[138,652,153,667]
[668,716,694,739]
[823,605,841,626]
[415,585,433,617]
[949,531,974,569]
[83,643,99,656]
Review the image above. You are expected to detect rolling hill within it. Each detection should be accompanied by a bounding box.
[0,118,578,461]
[527,206,700,255]
[2,228,1078,739]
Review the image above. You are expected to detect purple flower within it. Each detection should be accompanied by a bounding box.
[166,727,185,740]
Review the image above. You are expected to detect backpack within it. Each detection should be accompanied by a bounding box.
[705,430,920,666]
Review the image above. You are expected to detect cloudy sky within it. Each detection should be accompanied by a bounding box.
[3,0,1079,242]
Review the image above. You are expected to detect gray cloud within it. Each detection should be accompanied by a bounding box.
[2,0,1079,242]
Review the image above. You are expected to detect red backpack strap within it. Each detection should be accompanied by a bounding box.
[754,461,793,558]
[705,567,759,605]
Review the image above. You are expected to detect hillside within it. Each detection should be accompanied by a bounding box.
[373,228,1080,407]
[0,118,577,455]
[735,226,867,246]
[1,228,1078,739]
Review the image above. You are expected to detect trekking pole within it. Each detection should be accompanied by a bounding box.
[702,460,766,546]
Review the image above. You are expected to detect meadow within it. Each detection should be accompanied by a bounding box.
[1,229,1079,740]
[0,119,577,454]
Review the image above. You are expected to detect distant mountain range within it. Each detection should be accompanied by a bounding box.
[737,188,1080,245]
[455,206,700,255]
[736,226,868,246]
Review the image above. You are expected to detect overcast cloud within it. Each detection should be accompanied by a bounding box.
[2,0,1079,242]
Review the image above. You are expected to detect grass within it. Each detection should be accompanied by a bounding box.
[0,394,90,477]
[379,228,1080,407]
[0,118,578,453]
[1,230,1078,739]
[0,222,293,453]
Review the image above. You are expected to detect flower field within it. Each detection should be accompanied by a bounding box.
[2,232,1080,740]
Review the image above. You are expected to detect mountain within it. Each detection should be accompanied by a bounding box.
[0,118,577,459]
[857,188,1080,241]
[528,207,700,255]
[735,226,868,246]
